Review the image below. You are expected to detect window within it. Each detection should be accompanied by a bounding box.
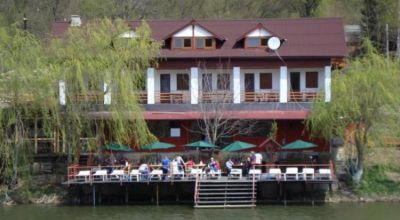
[202,74,212,91]
[205,38,213,47]
[174,38,182,48]
[177,73,189,90]
[195,38,204,48]
[260,73,272,89]
[260,38,268,46]
[217,74,230,90]
[247,37,259,47]
[170,121,181,137]
[306,72,318,88]
[183,38,192,48]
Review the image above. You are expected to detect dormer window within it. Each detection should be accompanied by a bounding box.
[246,37,269,48]
[168,21,222,50]
[238,24,279,49]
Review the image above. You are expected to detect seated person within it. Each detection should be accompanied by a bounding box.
[208,158,217,173]
[185,158,194,172]
[225,158,234,175]
[138,163,149,181]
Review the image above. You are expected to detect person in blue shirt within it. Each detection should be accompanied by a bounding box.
[161,156,170,180]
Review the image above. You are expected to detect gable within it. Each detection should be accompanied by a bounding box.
[246,28,271,37]
[173,25,213,37]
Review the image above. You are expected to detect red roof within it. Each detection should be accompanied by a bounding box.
[51,18,346,59]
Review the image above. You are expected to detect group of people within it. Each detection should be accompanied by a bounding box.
[225,151,263,176]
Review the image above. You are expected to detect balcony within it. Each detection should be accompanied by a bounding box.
[155,91,190,104]
[288,91,323,102]
[241,91,279,103]
[200,91,233,103]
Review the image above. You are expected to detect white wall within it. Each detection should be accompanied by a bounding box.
[287,68,325,92]
[239,69,280,92]
[173,25,213,37]
[246,28,271,37]
[155,69,191,92]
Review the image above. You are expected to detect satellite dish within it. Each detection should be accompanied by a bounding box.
[267,37,281,50]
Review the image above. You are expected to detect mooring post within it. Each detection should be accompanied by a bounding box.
[311,183,315,206]
[92,185,96,207]
[283,183,287,207]
[156,184,159,206]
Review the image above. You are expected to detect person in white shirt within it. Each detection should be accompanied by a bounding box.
[255,152,263,165]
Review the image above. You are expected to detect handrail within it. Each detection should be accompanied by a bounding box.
[194,173,199,206]
[288,91,323,102]
[251,168,256,206]
[242,91,279,103]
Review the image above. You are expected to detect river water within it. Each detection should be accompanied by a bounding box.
[1,203,400,220]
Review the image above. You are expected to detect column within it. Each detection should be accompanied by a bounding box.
[233,67,241,104]
[59,80,66,105]
[324,66,331,102]
[103,82,111,105]
[190,67,199,104]
[147,68,155,104]
[279,66,288,103]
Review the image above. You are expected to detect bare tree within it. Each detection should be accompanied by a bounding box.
[195,67,257,147]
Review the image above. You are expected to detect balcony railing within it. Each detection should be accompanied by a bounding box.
[200,91,233,103]
[241,91,279,103]
[70,91,104,103]
[155,91,190,104]
[289,91,323,102]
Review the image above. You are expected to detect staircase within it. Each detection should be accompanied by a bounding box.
[194,178,257,208]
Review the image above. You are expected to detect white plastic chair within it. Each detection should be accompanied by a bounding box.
[316,168,332,180]
[129,169,140,182]
[109,169,125,181]
[150,170,163,180]
[268,168,282,180]
[189,168,203,179]
[248,169,262,180]
[285,167,299,180]
[172,168,185,180]
[229,168,242,179]
[75,170,91,182]
[93,169,108,181]
[301,168,315,180]
[207,170,221,179]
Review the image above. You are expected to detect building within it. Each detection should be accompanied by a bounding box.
[51,17,346,154]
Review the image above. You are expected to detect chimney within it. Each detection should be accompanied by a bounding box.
[70,15,81,27]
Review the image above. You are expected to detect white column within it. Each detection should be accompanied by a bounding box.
[300,71,306,92]
[233,67,241,104]
[59,80,66,105]
[324,66,331,102]
[279,66,288,103]
[190,67,199,104]
[146,68,155,104]
[103,82,111,105]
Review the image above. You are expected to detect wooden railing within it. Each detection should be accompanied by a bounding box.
[155,91,190,104]
[242,91,279,103]
[70,91,104,103]
[288,91,323,102]
[200,91,233,103]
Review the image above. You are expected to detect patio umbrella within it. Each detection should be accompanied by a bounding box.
[141,141,175,150]
[221,141,256,152]
[281,140,317,150]
[184,140,217,149]
[101,143,133,152]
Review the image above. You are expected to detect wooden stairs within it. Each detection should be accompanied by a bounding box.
[194,178,257,208]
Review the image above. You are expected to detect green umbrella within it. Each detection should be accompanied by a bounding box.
[281,140,317,150]
[101,143,133,152]
[184,140,217,148]
[221,141,256,152]
[141,141,175,150]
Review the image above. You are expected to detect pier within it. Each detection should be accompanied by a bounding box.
[65,162,335,208]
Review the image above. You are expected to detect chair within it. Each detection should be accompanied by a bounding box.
[188,168,203,179]
[93,169,108,181]
[75,170,91,182]
[150,170,163,180]
[285,167,299,180]
[172,168,185,180]
[268,168,282,180]
[229,168,242,179]
[316,168,332,180]
[129,169,140,182]
[109,169,125,181]
[248,169,262,180]
[207,170,221,179]
[301,168,315,180]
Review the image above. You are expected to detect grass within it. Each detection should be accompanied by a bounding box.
[353,165,400,195]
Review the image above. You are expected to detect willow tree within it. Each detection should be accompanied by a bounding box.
[0,25,57,189]
[48,18,160,163]
[306,41,400,182]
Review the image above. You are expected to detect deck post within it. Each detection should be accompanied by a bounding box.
[92,185,96,207]
[283,183,287,206]
[156,184,159,206]
[125,185,129,204]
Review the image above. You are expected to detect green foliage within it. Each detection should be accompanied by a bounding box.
[354,165,400,195]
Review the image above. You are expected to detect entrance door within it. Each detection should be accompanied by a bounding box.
[160,74,171,103]
[244,73,255,102]
[290,72,300,101]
